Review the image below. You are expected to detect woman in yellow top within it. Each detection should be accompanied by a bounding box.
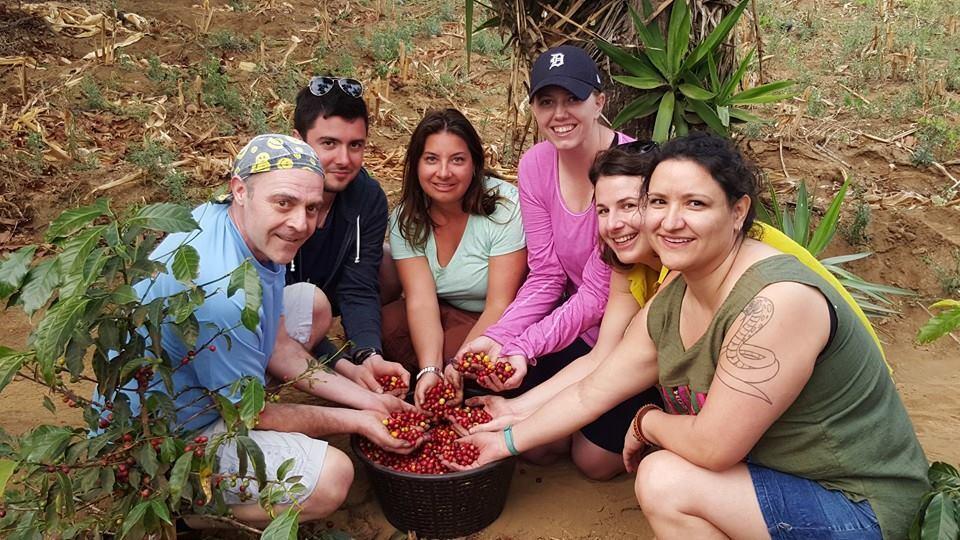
[463,142,887,476]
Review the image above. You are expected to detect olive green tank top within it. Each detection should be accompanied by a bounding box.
[646,255,929,538]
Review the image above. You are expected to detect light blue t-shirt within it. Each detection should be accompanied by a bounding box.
[389,177,525,313]
[129,203,284,432]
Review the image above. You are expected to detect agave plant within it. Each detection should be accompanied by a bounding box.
[596,0,794,142]
[756,175,915,318]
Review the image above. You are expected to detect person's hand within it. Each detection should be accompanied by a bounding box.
[442,363,464,405]
[369,391,418,416]
[455,335,502,365]
[478,354,527,392]
[338,353,410,395]
[414,369,443,410]
[622,429,647,473]
[354,410,424,455]
[463,394,526,433]
[442,430,511,471]
[362,354,410,396]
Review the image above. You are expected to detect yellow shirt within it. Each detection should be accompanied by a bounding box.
[629,222,888,367]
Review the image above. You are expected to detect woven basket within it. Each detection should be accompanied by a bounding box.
[351,435,516,538]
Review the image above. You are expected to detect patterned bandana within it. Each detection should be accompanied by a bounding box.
[231,134,324,181]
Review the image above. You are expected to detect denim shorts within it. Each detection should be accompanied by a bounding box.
[748,463,882,539]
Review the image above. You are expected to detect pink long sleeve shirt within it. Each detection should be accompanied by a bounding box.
[484,133,633,362]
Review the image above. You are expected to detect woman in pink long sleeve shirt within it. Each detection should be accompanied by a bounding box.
[455,46,662,479]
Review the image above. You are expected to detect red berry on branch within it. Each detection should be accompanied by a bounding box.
[208,345,216,352]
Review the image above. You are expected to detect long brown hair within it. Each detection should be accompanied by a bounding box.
[396,108,500,249]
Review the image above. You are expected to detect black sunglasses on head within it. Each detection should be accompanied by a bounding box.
[308,76,364,98]
[617,140,659,154]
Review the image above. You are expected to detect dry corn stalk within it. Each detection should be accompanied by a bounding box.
[196,0,214,37]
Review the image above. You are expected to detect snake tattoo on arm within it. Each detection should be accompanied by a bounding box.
[716,296,780,404]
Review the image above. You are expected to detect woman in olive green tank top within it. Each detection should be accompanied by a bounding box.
[454,133,928,539]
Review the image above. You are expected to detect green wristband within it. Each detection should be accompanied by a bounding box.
[503,425,520,456]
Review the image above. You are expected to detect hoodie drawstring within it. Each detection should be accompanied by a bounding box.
[355,216,360,263]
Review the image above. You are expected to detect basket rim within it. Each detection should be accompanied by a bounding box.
[349,433,515,480]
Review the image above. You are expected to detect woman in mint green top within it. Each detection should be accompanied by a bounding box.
[382,109,527,408]
[455,133,928,539]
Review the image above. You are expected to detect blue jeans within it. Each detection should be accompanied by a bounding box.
[748,463,881,539]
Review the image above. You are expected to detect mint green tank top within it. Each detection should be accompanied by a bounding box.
[646,255,929,538]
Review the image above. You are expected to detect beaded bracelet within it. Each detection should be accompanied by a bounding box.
[631,404,663,446]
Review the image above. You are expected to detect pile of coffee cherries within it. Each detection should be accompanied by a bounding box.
[452,352,514,383]
[382,411,429,443]
[358,382,488,474]
[376,374,407,393]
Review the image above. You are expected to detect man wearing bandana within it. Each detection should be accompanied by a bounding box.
[134,135,420,528]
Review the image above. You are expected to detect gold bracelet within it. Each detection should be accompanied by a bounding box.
[631,404,662,445]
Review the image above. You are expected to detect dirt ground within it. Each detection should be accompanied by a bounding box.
[0,0,958,538]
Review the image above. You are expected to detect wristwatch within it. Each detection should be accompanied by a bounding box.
[416,366,442,382]
[350,347,381,365]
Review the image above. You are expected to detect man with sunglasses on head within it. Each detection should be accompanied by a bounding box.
[286,76,409,393]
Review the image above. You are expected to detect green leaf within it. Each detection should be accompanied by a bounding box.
[930,300,960,310]
[683,0,749,71]
[0,346,26,393]
[137,442,159,478]
[687,98,728,135]
[678,83,715,100]
[465,0,474,72]
[819,252,874,265]
[719,48,755,103]
[171,244,200,283]
[239,380,265,430]
[228,261,262,332]
[917,306,960,344]
[168,451,194,505]
[19,259,60,315]
[595,39,662,80]
[652,91,675,143]
[55,472,75,516]
[792,181,811,247]
[111,284,140,305]
[672,102,689,136]
[60,247,108,299]
[717,105,731,127]
[474,15,500,33]
[241,307,260,333]
[929,462,960,489]
[21,425,73,463]
[807,177,849,257]
[665,0,691,77]
[260,507,300,540]
[149,498,172,524]
[729,107,767,123]
[276,457,295,482]
[57,225,106,277]
[126,203,198,234]
[921,492,959,540]
[33,296,90,379]
[730,80,796,105]
[628,4,668,78]
[911,492,936,540]
[120,501,151,539]
[236,435,267,487]
[44,198,109,241]
[613,74,668,90]
[0,459,15,500]
[0,246,37,299]
[611,92,663,128]
[216,393,239,428]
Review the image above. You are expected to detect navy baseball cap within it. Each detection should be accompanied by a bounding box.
[528,45,603,101]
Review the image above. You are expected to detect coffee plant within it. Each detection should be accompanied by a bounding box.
[0,199,317,539]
